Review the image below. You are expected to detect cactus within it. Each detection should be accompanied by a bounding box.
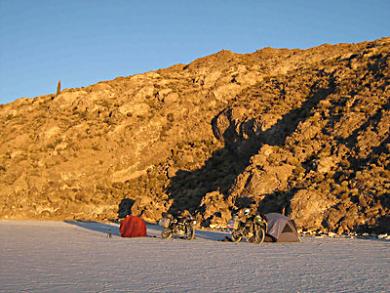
[56,80,61,96]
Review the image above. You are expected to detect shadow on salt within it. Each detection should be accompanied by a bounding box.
[64,220,229,241]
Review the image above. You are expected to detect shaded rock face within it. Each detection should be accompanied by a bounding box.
[0,38,389,234]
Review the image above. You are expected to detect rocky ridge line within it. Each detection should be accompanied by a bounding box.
[0,37,389,234]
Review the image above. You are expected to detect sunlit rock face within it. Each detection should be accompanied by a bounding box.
[0,38,389,234]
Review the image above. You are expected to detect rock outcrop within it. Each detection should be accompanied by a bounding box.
[0,38,389,234]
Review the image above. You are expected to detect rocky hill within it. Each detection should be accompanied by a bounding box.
[1,37,389,234]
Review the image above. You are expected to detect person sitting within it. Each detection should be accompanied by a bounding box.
[119,213,147,237]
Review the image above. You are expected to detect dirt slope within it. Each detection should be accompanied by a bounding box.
[0,37,389,234]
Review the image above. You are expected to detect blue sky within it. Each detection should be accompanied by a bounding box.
[0,0,389,104]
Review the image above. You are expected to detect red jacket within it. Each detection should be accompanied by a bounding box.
[119,215,147,237]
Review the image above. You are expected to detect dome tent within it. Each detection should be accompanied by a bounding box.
[264,213,299,242]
